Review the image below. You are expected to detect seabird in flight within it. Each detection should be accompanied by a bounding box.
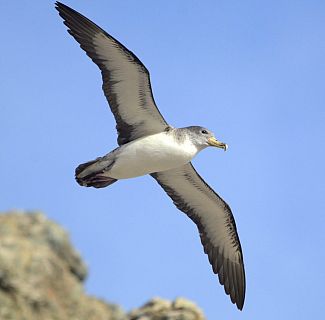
[56,2,245,310]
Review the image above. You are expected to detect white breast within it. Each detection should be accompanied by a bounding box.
[109,132,199,179]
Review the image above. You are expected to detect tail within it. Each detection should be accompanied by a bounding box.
[75,158,117,189]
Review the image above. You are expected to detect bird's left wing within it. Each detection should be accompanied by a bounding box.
[56,2,168,145]
[151,163,245,310]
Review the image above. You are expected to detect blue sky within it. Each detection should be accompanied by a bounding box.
[1,1,325,318]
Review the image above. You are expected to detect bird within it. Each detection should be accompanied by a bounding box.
[55,2,245,310]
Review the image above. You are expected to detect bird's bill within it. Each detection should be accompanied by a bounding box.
[208,137,228,151]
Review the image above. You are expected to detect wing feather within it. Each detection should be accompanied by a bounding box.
[56,2,168,145]
[151,163,245,310]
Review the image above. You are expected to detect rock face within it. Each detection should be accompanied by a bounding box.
[0,211,205,320]
[128,297,205,320]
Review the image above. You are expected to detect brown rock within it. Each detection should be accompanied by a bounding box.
[128,297,205,320]
[0,211,125,320]
[0,211,206,320]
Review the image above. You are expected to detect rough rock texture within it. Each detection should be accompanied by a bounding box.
[129,297,205,320]
[0,211,205,320]
[0,211,124,320]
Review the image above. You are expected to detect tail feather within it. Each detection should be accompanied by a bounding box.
[75,159,98,177]
[76,174,117,188]
[75,159,117,188]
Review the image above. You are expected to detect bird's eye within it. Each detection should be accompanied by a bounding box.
[201,130,208,134]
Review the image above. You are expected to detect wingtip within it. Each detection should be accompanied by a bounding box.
[54,2,65,14]
[55,1,64,7]
[236,298,245,311]
[55,1,72,13]
[54,1,62,9]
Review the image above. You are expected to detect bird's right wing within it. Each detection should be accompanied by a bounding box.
[56,2,168,145]
[151,163,245,310]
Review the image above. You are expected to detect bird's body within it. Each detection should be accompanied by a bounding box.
[56,2,246,310]
[77,128,202,183]
[109,129,199,179]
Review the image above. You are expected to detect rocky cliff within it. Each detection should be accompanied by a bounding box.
[0,211,205,320]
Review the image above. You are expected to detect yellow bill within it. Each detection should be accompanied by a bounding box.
[208,137,228,151]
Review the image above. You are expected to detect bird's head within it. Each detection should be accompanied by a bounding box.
[187,126,228,151]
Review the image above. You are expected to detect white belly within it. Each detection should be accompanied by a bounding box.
[109,132,198,179]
